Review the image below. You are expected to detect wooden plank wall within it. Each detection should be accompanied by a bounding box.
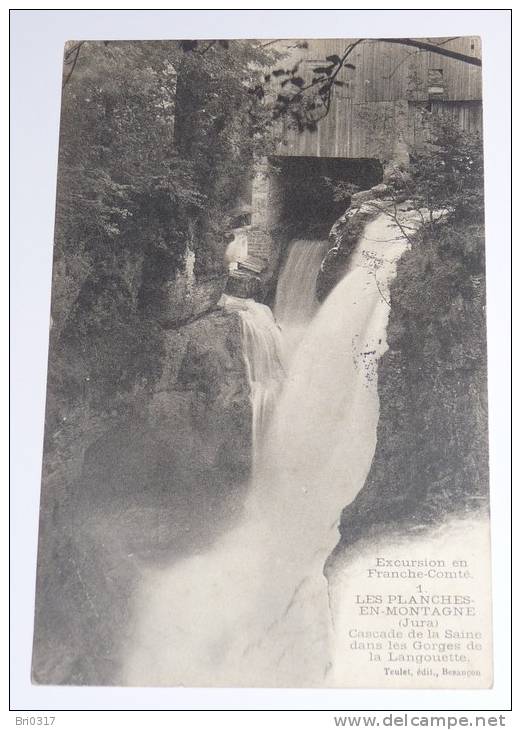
[408,100,483,148]
[273,37,482,158]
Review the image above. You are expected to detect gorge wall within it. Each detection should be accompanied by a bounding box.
[32,305,251,685]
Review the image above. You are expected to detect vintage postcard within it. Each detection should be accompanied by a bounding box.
[32,37,491,688]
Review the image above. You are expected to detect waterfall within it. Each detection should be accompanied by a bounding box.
[274,239,329,325]
[274,239,329,360]
[220,295,285,463]
[254,214,410,553]
[122,210,414,687]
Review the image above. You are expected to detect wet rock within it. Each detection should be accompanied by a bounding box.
[316,194,385,302]
[350,183,390,206]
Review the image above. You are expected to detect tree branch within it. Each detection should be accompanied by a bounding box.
[377,38,481,67]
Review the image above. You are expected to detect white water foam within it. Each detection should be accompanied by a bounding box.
[121,211,414,686]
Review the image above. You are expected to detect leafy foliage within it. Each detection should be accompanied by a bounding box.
[47,39,484,434]
[48,39,279,427]
[264,37,481,133]
[268,40,362,133]
[406,113,484,224]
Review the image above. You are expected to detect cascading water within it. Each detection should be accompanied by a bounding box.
[274,239,329,360]
[220,295,285,464]
[122,210,414,687]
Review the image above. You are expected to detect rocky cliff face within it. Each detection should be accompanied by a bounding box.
[33,307,251,685]
[316,166,410,302]
[328,218,488,566]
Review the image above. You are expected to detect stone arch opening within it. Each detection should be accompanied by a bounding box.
[266,156,383,236]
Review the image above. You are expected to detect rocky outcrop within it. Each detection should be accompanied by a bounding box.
[77,308,252,551]
[316,162,411,302]
[161,272,229,327]
[328,220,488,567]
[32,307,251,685]
[316,184,396,302]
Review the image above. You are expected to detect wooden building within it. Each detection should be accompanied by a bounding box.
[273,37,482,160]
[235,37,483,277]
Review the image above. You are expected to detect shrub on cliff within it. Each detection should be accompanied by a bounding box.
[49,40,279,424]
[404,113,484,226]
